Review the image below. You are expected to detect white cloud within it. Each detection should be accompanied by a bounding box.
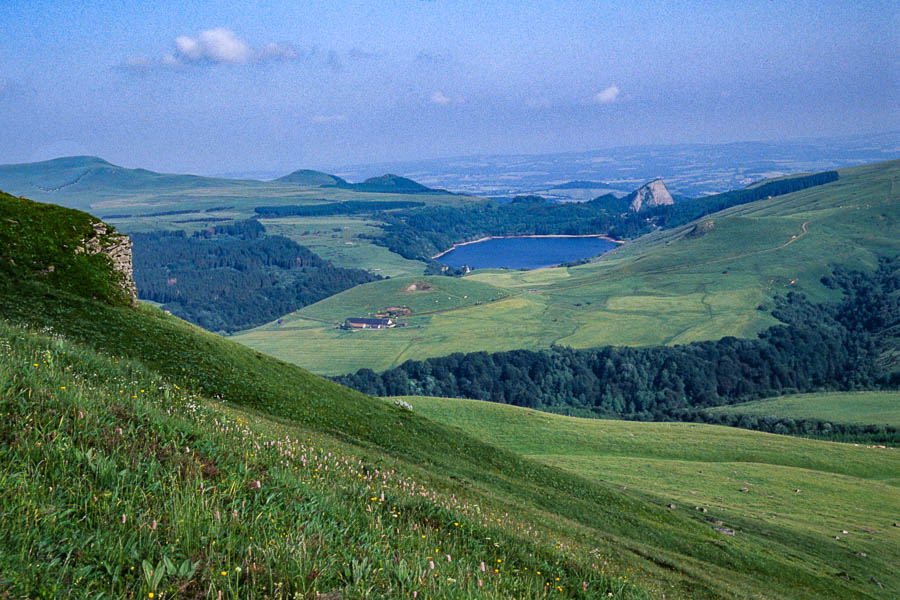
[311,114,348,124]
[430,90,462,105]
[594,85,620,104]
[122,28,300,69]
[176,28,252,64]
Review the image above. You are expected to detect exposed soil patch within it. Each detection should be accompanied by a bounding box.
[376,306,412,318]
[404,282,434,292]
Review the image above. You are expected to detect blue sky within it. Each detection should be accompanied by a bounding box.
[0,0,897,174]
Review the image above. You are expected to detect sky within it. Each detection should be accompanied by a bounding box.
[0,0,897,175]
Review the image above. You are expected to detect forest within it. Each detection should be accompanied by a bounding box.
[368,171,839,263]
[335,256,899,431]
[132,220,379,332]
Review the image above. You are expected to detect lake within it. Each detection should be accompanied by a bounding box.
[436,236,620,270]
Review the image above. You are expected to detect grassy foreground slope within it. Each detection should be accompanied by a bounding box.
[400,396,900,596]
[235,160,899,375]
[709,391,900,427]
[7,195,897,598]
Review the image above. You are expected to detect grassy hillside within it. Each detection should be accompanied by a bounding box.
[709,391,900,427]
[3,196,896,597]
[236,160,899,374]
[400,396,900,596]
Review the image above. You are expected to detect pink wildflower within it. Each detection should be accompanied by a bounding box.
[480,561,485,572]
[151,520,157,530]
[121,514,126,524]
[429,560,435,570]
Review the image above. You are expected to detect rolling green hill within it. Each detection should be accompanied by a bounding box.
[398,395,900,596]
[4,193,897,597]
[709,391,900,427]
[0,157,478,279]
[235,160,899,375]
[275,168,349,186]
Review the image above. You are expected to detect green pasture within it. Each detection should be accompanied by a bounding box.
[258,216,426,277]
[398,395,900,596]
[710,391,900,427]
[235,160,899,374]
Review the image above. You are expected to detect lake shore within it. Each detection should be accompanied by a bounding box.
[431,234,625,260]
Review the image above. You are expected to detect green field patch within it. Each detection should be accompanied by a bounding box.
[396,395,900,595]
[296,276,509,323]
[260,216,426,277]
[605,293,710,314]
[710,391,900,427]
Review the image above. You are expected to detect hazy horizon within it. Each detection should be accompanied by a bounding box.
[1,1,897,175]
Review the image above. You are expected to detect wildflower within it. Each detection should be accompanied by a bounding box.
[151,520,157,530]
[149,594,154,599]
[429,561,434,570]
[480,561,485,572]
[121,514,126,524]
[446,554,451,562]
[221,570,228,576]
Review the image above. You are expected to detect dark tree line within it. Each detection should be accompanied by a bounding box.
[368,171,839,264]
[335,256,898,424]
[132,220,380,332]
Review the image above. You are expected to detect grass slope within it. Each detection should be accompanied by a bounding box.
[399,395,900,597]
[709,391,900,427]
[2,194,893,598]
[235,160,899,374]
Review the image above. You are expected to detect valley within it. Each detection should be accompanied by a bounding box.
[236,160,898,374]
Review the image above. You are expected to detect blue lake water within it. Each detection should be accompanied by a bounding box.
[437,236,619,270]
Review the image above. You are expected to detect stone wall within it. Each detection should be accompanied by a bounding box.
[76,222,138,305]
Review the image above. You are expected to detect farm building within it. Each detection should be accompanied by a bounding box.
[344,317,394,330]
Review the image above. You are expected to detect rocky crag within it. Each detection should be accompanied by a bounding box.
[626,178,674,212]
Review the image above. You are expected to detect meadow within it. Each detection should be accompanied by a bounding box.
[236,160,899,374]
[709,391,900,427]
[4,191,897,598]
[399,395,900,596]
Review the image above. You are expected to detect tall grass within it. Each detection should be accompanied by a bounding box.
[0,321,645,599]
